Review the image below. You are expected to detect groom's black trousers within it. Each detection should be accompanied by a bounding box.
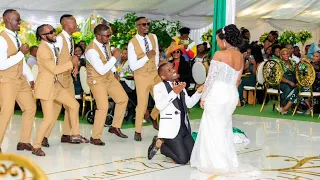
[160,105,194,165]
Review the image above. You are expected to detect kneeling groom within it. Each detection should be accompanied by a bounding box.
[148,62,203,164]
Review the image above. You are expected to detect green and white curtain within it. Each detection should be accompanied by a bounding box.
[212,0,236,53]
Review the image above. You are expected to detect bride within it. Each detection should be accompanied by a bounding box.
[190,24,256,175]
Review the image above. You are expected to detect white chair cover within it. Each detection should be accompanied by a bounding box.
[79,66,90,95]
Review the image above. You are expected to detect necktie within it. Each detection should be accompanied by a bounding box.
[69,37,74,56]
[102,44,109,60]
[53,44,59,81]
[15,33,21,50]
[143,37,149,53]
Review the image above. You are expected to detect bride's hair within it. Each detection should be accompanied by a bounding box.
[216,24,243,49]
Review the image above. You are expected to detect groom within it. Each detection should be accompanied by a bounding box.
[147,62,203,164]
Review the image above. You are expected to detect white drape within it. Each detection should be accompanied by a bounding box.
[226,0,236,25]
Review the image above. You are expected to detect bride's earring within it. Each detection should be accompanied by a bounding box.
[223,41,226,49]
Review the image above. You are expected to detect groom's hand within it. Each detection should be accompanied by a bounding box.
[172,81,184,94]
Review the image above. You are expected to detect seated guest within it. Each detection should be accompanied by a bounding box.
[193,44,208,63]
[285,44,300,63]
[166,43,192,89]
[293,46,301,58]
[27,46,38,67]
[118,49,135,92]
[312,51,320,92]
[73,44,86,96]
[277,48,311,114]
[271,44,281,60]
[147,62,203,164]
[238,45,264,106]
[264,46,272,61]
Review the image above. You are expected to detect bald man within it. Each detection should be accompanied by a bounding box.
[42,14,88,147]
[0,9,36,153]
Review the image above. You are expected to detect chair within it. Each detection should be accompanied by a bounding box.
[260,60,284,113]
[79,66,95,119]
[243,62,264,106]
[292,60,320,118]
[0,153,48,180]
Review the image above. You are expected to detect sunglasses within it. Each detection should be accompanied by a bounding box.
[42,29,56,35]
[172,51,180,54]
[138,23,151,27]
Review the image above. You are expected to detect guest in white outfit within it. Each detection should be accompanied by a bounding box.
[27,46,38,67]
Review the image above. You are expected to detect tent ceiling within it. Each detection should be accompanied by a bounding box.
[0,0,320,29]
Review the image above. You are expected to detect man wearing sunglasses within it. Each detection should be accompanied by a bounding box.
[42,14,89,147]
[0,9,36,153]
[32,24,84,156]
[85,24,128,146]
[128,17,161,141]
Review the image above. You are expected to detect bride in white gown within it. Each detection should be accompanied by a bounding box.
[190,24,259,176]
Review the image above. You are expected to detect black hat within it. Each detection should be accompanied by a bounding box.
[179,27,190,35]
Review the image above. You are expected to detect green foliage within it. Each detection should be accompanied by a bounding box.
[297,30,312,44]
[259,32,269,44]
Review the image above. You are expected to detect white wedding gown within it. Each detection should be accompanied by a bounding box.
[190,60,259,176]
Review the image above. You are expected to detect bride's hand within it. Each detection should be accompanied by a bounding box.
[200,100,205,109]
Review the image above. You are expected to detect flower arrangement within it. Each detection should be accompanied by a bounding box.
[259,32,269,44]
[297,30,312,45]
[201,28,212,43]
[71,31,83,44]
[278,30,299,46]
[110,13,181,49]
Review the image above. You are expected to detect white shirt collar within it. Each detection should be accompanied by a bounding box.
[136,33,148,40]
[4,28,17,37]
[62,30,71,39]
[45,41,55,49]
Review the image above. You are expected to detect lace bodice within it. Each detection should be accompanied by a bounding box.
[202,60,241,100]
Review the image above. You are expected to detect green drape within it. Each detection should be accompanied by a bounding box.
[212,0,226,55]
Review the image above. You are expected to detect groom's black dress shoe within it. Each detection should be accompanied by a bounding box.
[148,136,161,160]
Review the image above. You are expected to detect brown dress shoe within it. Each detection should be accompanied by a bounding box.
[61,135,71,143]
[146,116,159,130]
[69,135,82,144]
[42,137,49,147]
[17,143,33,151]
[32,148,45,156]
[108,127,128,138]
[90,137,105,146]
[134,132,142,141]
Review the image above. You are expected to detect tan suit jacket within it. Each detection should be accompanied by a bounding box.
[35,40,73,100]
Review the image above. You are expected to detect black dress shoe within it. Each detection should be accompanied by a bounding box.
[148,136,161,160]
[134,132,142,141]
[41,137,50,147]
[108,127,128,138]
[146,116,159,130]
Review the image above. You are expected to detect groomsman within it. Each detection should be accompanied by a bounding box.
[85,24,128,146]
[0,9,36,153]
[32,24,86,156]
[128,17,161,141]
[42,14,88,147]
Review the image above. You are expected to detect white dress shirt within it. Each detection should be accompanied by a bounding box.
[291,55,300,64]
[119,60,135,90]
[85,38,117,75]
[55,30,72,55]
[128,33,159,71]
[44,42,57,63]
[27,55,37,67]
[0,28,34,82]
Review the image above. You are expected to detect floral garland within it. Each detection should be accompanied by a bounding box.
[201,28,212,43]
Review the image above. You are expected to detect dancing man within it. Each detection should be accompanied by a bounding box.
[85,24,128,146]
[32,24,85,156]
[128,17,161,141]
[42,14,88,147]
[148,62,203,164]
[0,9,36,153]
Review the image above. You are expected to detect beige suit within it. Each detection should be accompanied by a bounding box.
[44,33,76,137]
[130,34,161,133]
[86,41,128,139]
[0,31,36,146]
[33,40,80,149]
